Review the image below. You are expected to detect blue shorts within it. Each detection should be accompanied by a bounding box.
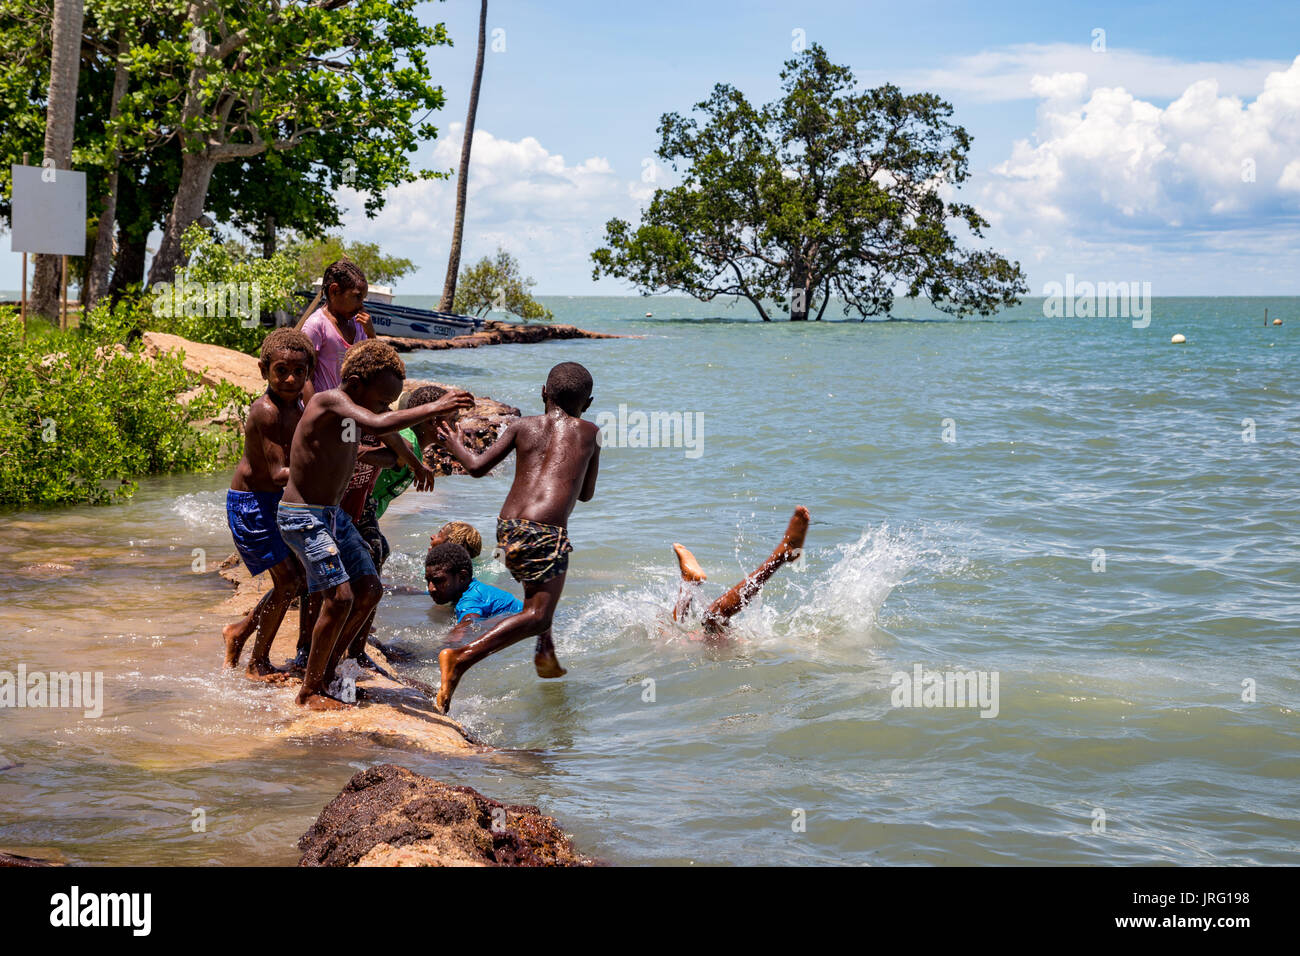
[276,502,377,594]
[227,489,291,577]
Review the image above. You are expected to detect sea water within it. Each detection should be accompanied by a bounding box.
[0,296,1297,865]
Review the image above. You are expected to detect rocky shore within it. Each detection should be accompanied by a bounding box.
[298,764,593,867]
[385,318,627,352]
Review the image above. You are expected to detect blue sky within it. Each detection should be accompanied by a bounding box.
[7,0,1300,298]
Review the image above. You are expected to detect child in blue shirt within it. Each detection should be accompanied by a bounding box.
[425,541,522,637]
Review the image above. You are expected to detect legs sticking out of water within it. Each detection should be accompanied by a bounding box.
[672,543,707,622]
[673,506,810,638]
[223,591,268,668]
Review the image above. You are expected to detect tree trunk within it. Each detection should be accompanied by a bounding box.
[263,213,276,258]
[31,0,86,320]
[108,223,146,302]
[85,29,130,309]
[147,151,217,286]
[814,278,832,320]
[789,268,811,321]
[438,0,487,312]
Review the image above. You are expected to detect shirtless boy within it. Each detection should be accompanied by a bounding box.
[223,329,316,681]
[670,506,810,642]
[432,362,600,713]
[277,339,473,709]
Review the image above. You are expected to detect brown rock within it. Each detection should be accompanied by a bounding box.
[298,764,592,867]
[142,331,264,396]
[400,378,520,476]
[385,319,630,352]
[208,554,478,756]
[0,851,60,867]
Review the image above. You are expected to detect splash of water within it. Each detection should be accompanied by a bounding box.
[565,524,961,652]
[171,492,226,533]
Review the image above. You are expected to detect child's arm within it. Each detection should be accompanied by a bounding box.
[578,444,600,502]
[358,443,398,468]
[328,389,474,436]
[436,419,517,478]
[448,614,481,641]
[380,432,438,491]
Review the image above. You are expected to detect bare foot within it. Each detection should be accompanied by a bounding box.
[672,543,707,583]
[534,648,567,679]
[245,660,294,683]
[223,622,250,668]
[774,506,810,563]
[296,690,351,711]
[435,647,464,714]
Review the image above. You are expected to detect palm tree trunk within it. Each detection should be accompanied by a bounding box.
[85,29,130,308]
[438,0,487,313]
[31,0,86,320]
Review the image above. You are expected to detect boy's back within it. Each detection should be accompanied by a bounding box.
[432,361,600,713]
[500,412,600,528]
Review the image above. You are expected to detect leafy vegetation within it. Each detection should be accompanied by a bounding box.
[592,44,1027,320]
[0,0,451,303]
[284,234,419,291]
[0,302,250,506]
[145,223,301,354]
[453,248,554,321]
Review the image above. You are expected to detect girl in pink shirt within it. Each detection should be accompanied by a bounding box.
[301,261,375,392]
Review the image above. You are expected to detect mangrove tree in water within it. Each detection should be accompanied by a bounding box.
[590,44,1027,321]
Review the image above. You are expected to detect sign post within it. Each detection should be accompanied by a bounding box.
[9,162,87,337]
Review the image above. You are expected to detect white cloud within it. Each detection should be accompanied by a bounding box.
[892,43,1292,102]
[339,124,647,293]
[977,55,1300,284]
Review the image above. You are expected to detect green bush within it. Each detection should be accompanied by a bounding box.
[454,248,555,321]
[0,302,251,506]
[147,223,301,354]
[283,234,418,290]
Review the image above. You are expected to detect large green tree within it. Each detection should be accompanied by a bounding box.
[592,44,1026,321]
[30,0,84,320]
[453,248,553,321]
[144,0,450,285]
[1,0,451,303]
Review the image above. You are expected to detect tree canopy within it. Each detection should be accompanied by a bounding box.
[453,248,553,322]
[591,44,1027,321]
[0,0,451,298]
[284,234,418,290]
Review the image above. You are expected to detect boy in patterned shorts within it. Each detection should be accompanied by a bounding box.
[432,362,600,714]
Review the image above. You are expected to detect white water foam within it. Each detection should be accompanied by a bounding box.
[171,492,226,533]
[564,524,963,654]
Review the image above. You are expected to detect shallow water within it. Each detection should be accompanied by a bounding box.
[1,296,1298,865]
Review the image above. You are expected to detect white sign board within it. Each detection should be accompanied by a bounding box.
[9,164,87,255]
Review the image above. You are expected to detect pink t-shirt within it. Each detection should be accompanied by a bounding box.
[302,308,368,392]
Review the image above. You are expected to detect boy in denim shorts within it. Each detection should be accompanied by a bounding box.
[277,340,473,710]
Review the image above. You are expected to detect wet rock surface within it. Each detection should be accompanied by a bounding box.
[400,378,518,476]
[386,318,626,352]
[298,764,592,867]
[0,851,59,867]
